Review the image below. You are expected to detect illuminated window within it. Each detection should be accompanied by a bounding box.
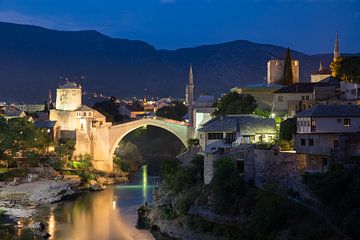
[344,119,351,127]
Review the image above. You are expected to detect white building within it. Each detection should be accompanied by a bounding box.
[296,104,360,172]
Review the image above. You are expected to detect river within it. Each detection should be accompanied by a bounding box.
[1,165,170,240]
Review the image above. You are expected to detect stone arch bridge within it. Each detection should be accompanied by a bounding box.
[75,117,193,172]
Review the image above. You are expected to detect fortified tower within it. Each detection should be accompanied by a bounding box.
[55,82,82,111]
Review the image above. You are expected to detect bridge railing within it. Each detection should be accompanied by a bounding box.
[113,115,189,126]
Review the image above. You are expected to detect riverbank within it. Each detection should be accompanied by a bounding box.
[0,168,129,220]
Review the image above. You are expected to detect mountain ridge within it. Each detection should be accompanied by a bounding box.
[0,21,351,103]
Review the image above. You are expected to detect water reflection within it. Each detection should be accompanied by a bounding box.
[36,165,157,240]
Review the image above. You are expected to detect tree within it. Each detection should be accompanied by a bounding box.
[331,56,360,83]
[211,157,247,214]
[156,101,187,121]
[283,48,294,86]
[0,118,51,166]
[213,92,257,116]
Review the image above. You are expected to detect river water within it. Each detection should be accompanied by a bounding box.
[1,165,169,240]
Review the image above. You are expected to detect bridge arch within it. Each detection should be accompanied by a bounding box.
[108,118,189,161]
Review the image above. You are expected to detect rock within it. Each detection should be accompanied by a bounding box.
[89,180,105,191]
[30,221,46,231]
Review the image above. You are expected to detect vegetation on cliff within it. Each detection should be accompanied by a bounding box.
[303,165,360,239]
[153,156,338,240]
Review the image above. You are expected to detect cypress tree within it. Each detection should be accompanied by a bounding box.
[283,48,293,85]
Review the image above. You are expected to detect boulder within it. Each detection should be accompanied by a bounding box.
[89,180,105,191]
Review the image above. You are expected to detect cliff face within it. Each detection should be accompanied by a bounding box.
[0,21,335,102]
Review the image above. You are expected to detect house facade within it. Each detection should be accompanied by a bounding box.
[295,104,360,172]
[198,114,277,184]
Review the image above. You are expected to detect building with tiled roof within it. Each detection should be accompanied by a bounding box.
[295,104,360,172]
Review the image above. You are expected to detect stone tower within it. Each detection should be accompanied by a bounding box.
[334,32,340,61]
[55,82,82,111]
[187,65,194,127]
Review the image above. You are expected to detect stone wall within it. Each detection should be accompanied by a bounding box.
[249,148,316,201]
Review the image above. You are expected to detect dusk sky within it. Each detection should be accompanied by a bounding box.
[0,0,359,54]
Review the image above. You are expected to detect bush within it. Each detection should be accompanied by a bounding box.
[70,155,95,183]
[252,185,290,239]
[211,157,247,214]
[277,139,294,151]
[159,206,177,220]
[0,168,27,181]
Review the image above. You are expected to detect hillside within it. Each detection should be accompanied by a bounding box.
[0,21,337,103]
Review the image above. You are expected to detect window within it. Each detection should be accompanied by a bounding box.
[309,139,314,146]
[311,119,316,132]
[344,118,351,127]
[301,96,305,101]
[306,95,310,100]
[208,133,223,140]
[333,140,339,149]
[278,96,283,102]
[83,112,87,117]
[301,139,306,146]
[225,132,236,143]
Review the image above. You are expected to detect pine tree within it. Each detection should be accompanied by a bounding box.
[283,48,293,86]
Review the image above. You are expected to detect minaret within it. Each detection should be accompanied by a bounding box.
[185,84,189,106]
[334,32,340,61]
[318,61,323,72]
[188,65,194,127]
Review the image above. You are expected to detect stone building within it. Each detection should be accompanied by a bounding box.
[267,59,299,85]
[198,114,277,184]
[273,77,340,118]
[49,82,113,170]
[295,104,360,172]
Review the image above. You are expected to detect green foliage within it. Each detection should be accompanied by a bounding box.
[114,142,144,172]
[252,185,291,240]
[331,56,360,83]
[211,157,247,214]
[0,168,27,181]
[303,165,360,238]
[279,117,296,141]
[55,138,76,167]
[70,154,95,183]
[123,126,186,163]
[156,101,187,121]
[254,108,271,118]
[0,118,51,164]
[187,138,199,147]
[213,92,257,117]
[277,139,294,151]
[160,155,203,193]
[93,97,123,123]
[159,206,178,220]
[283,48,294,86]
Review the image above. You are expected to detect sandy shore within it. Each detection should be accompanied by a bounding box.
[0,178,81,219]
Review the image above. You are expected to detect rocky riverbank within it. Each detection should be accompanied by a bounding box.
[0,167,128,220]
